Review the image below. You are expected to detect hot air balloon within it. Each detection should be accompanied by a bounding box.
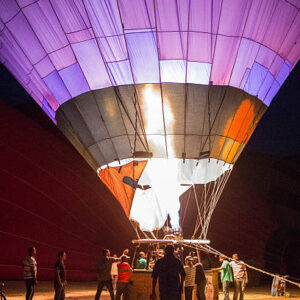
[0,0,299,245]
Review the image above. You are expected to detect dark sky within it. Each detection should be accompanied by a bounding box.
[0,62,299,157]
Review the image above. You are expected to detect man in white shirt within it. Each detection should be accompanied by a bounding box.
[230,253,248,300]
[23,247,37,300]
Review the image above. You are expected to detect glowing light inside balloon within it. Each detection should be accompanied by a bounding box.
[143,86,175,157]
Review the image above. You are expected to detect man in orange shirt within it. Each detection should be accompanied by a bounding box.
[116,255,132,300]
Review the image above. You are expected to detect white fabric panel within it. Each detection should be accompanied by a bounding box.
[187,62,211,85]
[160,60,186,83]
[112,158,233,232]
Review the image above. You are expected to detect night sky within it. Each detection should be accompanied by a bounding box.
[1,61,299,158]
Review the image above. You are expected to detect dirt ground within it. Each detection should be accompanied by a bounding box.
[1,281,299,300]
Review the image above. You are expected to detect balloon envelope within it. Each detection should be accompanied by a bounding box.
[1,0,299,233]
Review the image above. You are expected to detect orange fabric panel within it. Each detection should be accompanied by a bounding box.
[218,99,255,163]
[98,161,147,217]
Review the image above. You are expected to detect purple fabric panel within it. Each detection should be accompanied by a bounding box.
[51,0,90,33]
[42,98,57,124]
[6,12,46,64]
[16,0,37,7]
[218,0,251,36]
[279,13,300,67]
[35,56,55,78]
[67,29,94,44]
[230,38,260,88]
[264,80,280,106]
[287,0,300,9]
[0,19,4,31]
[107,60,133,86]
[23,1,68,52]
[0,27,32,74]
[257,72,274,101]
[118,0,155,30]
[239,68,250,90]
[243,0,277,44]
[160,60,186,83]
[276,60,291,86]
[158,32,187,60]
[72,39,110,89]
[244,62,268,96]
[43,70,71,105]
[125,31,159,84]
[189,0,211,32]
[256,46,276,69]
[29,68,60,110]
[0,0,19,23]
[188,32,212,62]
[263,0,297,52]
[187,62,211,85]
[84,0,122,37]
[59,63,90,98]
[210,36,240,85]
[256,45,276,70]
[97,36,127,62]
[48,45,76,70]
[155,0,188,31]
[269,55,284,78]
[211,0,223,34]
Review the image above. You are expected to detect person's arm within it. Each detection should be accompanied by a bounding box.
[179,263,186,293]
[150,262,159,299]
[244,265,248,284]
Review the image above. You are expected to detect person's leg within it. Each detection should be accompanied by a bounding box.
[116,282,124,300]
[112,275,118,291]
[240,279,246,300]
[104,279,115,300]
[223,281,230,300]
[59,286,65,300]
[54,284,63,300]
[25,279,34,300]
[185,286,193,300]
[123,283,129,300]
[95,281,105,300]
[233,279,238,300]
[197,281,206,300]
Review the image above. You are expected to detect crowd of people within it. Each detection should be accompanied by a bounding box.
[23,245,248,300]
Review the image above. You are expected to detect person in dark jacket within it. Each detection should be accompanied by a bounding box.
[151,244,186,300]
[54,251,67,300]
[194,256,207,300]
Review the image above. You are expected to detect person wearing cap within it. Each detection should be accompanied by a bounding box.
[95,248,128,300]
[151,244,186,300]
[230,253,248,300]
[184,256,196,300]
[215,256,233,300]
[193,256,207,300]
[135,252,147,269]
[116,254,132,300]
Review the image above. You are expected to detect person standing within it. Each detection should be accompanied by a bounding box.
[151,244,186,300]
[230,253,248,300]
[54,251,67,300]
[23,247,37,300]
[216,256,233,300]
[111,254,118,291]
[184,256,196,300]
[194,256,207,300]
[116,255,132,300]
[95,248,128,300]
[135,252,147,269]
